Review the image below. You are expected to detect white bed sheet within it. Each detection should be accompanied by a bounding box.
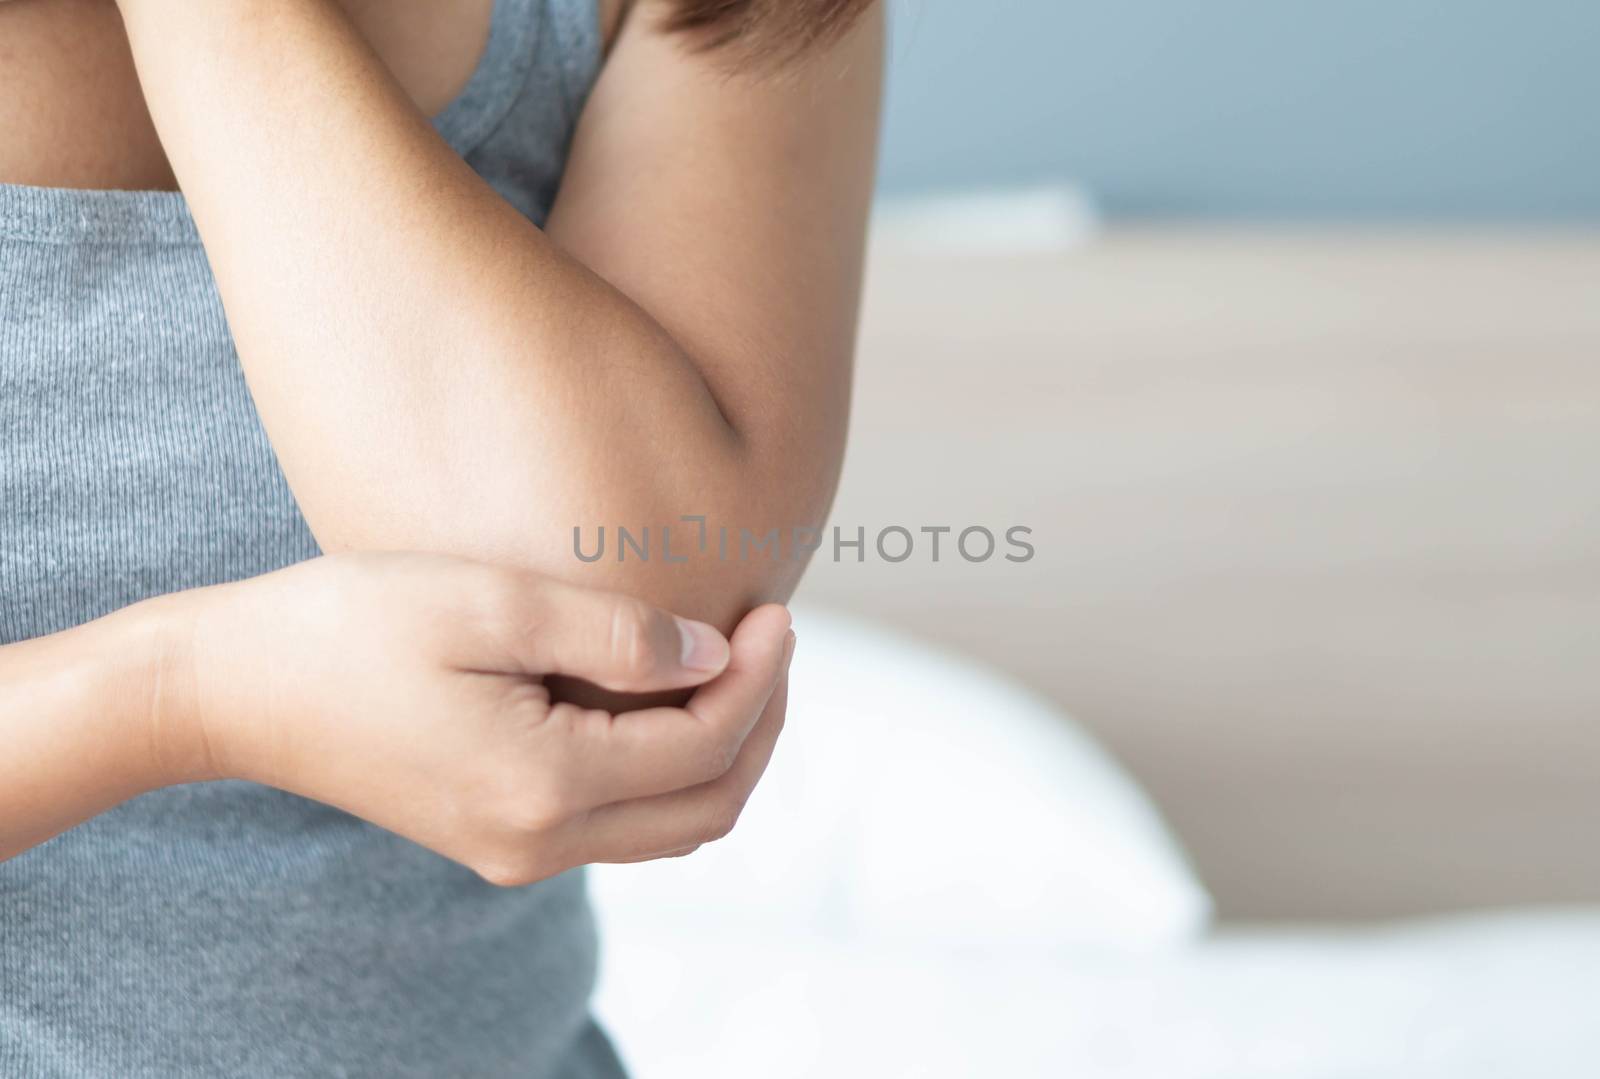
[594,907,1600,1079]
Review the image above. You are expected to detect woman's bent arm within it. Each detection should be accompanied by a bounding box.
[109,0,883,642]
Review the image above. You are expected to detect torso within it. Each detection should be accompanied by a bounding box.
[1,1,626,1073]
[0,0,625,191]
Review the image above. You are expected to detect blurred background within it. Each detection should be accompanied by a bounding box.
[593,3,1600,1074]
[875,0,1598,220]
[804,0,1600,921]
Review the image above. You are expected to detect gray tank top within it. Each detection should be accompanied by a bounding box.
[0,2,627,1075]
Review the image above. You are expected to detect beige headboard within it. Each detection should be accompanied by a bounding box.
[797,227,1600,920]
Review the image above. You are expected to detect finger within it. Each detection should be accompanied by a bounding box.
[605,843,701,864]
[569,633,794,864]
[481,573,733,693]
[556,605,792,804]
[581,643,792,863]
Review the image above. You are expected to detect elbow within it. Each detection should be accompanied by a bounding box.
[556,482,833,637]
[300,349,845,635]
[536,457,840,713]
[516,389,847,633]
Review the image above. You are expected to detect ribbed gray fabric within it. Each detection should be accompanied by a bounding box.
[0,2,628,1076]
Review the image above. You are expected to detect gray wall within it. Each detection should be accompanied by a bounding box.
[878,0,1599,220]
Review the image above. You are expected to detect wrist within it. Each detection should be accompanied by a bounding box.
[107,591,219,787]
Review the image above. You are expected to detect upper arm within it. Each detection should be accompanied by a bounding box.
[544,2,885,526]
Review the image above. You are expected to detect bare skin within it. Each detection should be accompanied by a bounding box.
[0,0,880,876]
[0,0,626,189]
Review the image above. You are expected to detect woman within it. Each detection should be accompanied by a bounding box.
[0,0,882,1074]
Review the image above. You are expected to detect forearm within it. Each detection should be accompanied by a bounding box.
[0,598,202,862]
[113,0,758,603]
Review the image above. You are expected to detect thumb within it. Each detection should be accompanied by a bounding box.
[500,575,732,693]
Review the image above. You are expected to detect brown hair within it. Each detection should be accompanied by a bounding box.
[661,0,876,65]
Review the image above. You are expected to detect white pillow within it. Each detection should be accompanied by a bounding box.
[589,603,1211,953]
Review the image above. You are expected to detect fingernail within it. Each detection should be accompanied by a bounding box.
[676,616,730,672]
[783,629,798,665]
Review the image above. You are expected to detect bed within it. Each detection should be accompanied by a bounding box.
[590,606,1600,1077]
[595,908,1600,1079]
